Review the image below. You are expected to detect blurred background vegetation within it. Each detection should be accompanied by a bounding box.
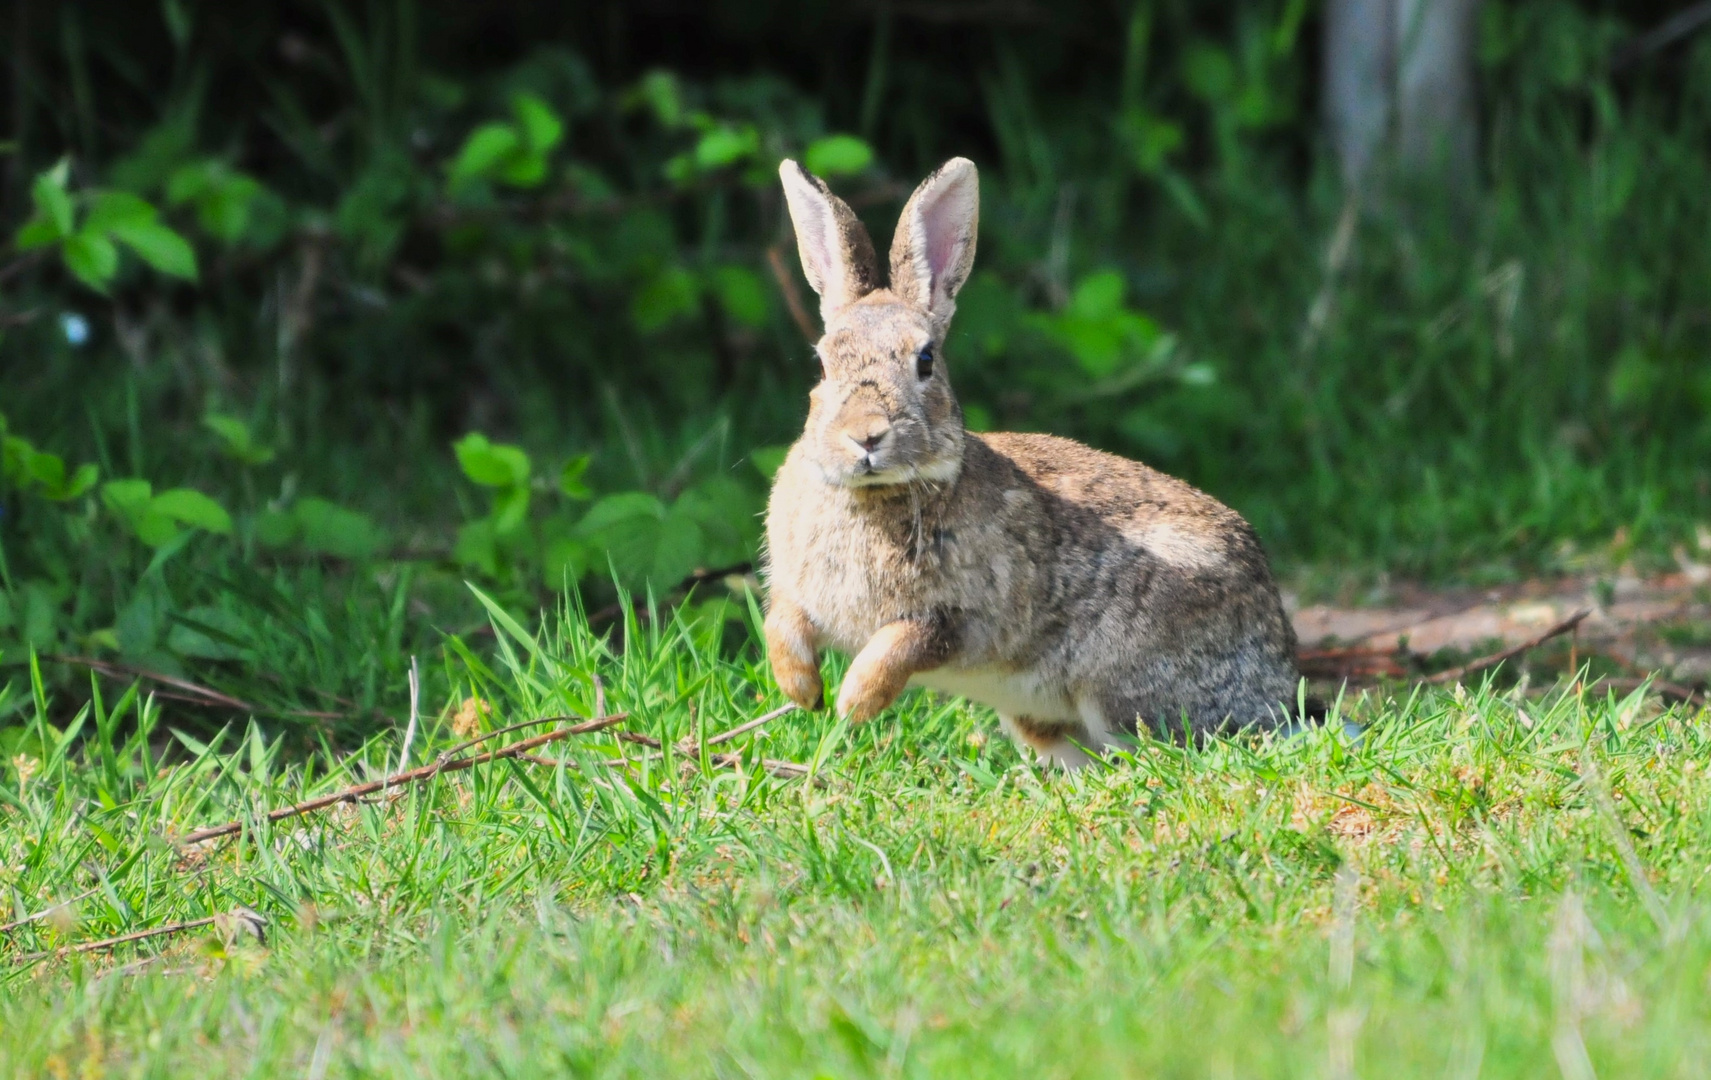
[2,0,1709,736]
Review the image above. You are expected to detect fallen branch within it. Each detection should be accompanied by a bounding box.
[16,916,218,964]
[12,906,268,965]
[1422,609,1592,685]
[1297,645,1410,681]
[0,888,101,936]
[520,702,803,775]
[517,748,810,779]
[178,712,628,845]
[704,702,799,747]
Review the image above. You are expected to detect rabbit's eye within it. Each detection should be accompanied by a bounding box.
[915,346,934,380]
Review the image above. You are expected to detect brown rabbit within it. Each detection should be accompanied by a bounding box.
[763,157,1303,767]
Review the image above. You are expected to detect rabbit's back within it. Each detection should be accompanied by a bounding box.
[963,432,1300,739]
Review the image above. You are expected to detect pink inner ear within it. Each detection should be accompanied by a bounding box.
[923,195,960,284]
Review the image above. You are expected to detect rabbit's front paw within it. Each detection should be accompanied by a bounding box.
[773,653,825,710]
[835,659,903,723]
[766,601,825,709]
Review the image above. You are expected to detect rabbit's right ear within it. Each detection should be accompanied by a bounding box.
[779,160,881,327]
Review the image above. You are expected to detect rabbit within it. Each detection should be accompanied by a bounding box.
[762,156,1305,767]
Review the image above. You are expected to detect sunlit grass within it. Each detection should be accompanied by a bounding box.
[3,598,1709,1077]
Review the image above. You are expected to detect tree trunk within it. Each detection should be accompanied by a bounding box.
[1323,0,1481,202]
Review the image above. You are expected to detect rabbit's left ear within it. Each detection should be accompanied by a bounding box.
[889,158,979,330]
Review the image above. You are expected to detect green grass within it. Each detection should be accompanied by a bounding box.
[3,598,1710,1078]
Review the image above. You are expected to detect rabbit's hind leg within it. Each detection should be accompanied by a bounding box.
[1002,714,1095,770]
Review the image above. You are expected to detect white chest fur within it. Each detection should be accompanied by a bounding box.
[907,664,1078,722]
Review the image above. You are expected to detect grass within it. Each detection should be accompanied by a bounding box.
[3,595,1710,1077]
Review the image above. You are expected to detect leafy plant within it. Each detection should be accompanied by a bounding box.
[12,161,197,292]
[1,416,99,502]
[203,414,277,466]
[447,93,566,191]
[100,480,232,547]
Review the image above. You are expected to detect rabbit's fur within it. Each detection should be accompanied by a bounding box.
[764,157,1302,767]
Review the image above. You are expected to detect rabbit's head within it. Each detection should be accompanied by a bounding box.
[779,158,979,488]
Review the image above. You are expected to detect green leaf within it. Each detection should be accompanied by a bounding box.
[203,414,275,465]
[1182,42,1237,102]
[454,432,532,488]
[651,508,704,586]
[542,533,589,587]
[84,190,158,234]
[31,166,75,238]
[152,488,233,534]
[694,126,759,170]
[512,93,564,153]
[630,266,700,332]
[1068,270,1127,320]
[253,508,300,547]
[100,479,154,514]
[573,491,682,588]
[166,161,216,204]
[132,510,183,548]
[110,220,198,281]
[448,123,520,183]
[293,497,387,559]
[22,449,67,491]
[496,150,550,188]
[749,445,789,480]
[709,265,770,328]
[491,484,532,536]
[14,217,62,251]
[558,455,592,499]
[804,134,874,177]
[631,70,684,129]
[198,174,263,242]
[576,491,666,534]
[167,606,253,661]
[61,231,119,293]
[39,461,99,501]
[453,519,500,576]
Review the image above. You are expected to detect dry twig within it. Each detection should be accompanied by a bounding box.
[12,906,269,965]
[178,713,628,845]
[520,702,803,776]
[1422,609,1592,685]
[0,888,100,936]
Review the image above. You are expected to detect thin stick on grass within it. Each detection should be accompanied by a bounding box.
[13,906,268,964]
[704,702,798,747]
[0,888,100,936]
[178,712,628,846]
[515,749,809,779]
[14,915,220,963]
[521,701,803,774]
[598,701,797,759]
[1422,609,1592,686]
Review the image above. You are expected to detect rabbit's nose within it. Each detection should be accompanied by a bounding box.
[850,425,891,454]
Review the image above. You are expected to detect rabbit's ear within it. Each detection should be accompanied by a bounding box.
[779,160,881,326]
[889,158,979,328]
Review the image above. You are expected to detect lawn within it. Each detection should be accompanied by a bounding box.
[4,596,1708,1078]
